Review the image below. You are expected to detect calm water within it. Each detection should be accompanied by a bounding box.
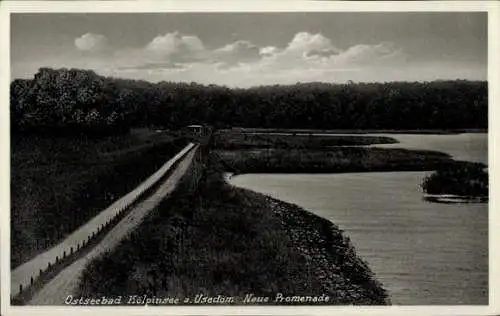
[229,133,488,305]
[369,133,488,165]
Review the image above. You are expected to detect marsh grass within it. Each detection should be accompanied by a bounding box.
[216,147,455,174]
[213,132,398,150]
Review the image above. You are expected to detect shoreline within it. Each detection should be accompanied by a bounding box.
[76,154,391,305]
[224,172,390,305]
[423,194,488,204]
[266,195,391,305]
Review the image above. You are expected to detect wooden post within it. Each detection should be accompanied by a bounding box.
[39,269,42,276]
[30,276,34,285]
[19,284,22,293]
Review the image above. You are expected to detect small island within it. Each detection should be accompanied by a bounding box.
[421,162,488,203]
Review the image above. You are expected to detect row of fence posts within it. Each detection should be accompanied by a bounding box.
[16,203,131,296]
[16,144,196,298]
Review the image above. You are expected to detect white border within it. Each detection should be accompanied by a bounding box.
[1,1,499,315]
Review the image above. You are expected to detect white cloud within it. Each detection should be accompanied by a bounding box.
[74,33,108,52]
[212,40,261,65]
[287,32,341,56]
[258,32,405,72]
[257,32,341,66]
[144,32,206,63]
[333,42,405,66]
[120,31,405,75]
[22,31,469,88]
[259,46,279,57]
[144,33,263,67]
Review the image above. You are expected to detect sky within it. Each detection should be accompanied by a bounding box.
[10,12,488,87]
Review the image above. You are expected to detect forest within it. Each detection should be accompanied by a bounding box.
[10,67,488,135]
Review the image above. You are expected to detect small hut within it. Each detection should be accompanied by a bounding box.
[185,125,204,136]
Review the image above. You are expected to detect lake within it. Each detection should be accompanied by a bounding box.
[228,133,488,305]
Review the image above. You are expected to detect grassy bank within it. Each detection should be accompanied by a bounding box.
[213,132,398,150]
[216,147,455,174]
[76,153,389,305]
[11,128,187,268]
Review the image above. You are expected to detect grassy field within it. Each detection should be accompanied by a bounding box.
[11,128,187,268]
[212,132,398,150]
[77,153,389,305]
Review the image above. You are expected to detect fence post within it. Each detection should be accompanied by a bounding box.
[39,268,42,276]
[63,251,66,258]
[19,284,22,293]
[30,276,34,285]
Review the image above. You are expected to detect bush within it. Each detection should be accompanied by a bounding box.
[421,162,488,197]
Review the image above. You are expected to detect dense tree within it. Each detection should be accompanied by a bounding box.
[10,68,488,135]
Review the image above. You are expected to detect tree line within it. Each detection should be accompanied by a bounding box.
[10,67,488,135]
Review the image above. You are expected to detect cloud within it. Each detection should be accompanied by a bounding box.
[144,31,207,63]
[144,33,262,68]
[125,31,405,74]
[74,33,108,52]
[118,62,185,71]
[212,40,261,65]
[287,32,341,55]
[259,46,279,57]
[258,32,404,71]
[258,32,341,65]
[27,31,418,87]
[333,42,406,66]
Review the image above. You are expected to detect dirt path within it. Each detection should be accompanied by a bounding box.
[12,144,197,305]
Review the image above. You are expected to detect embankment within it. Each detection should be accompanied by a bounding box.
[76,152,390,305]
